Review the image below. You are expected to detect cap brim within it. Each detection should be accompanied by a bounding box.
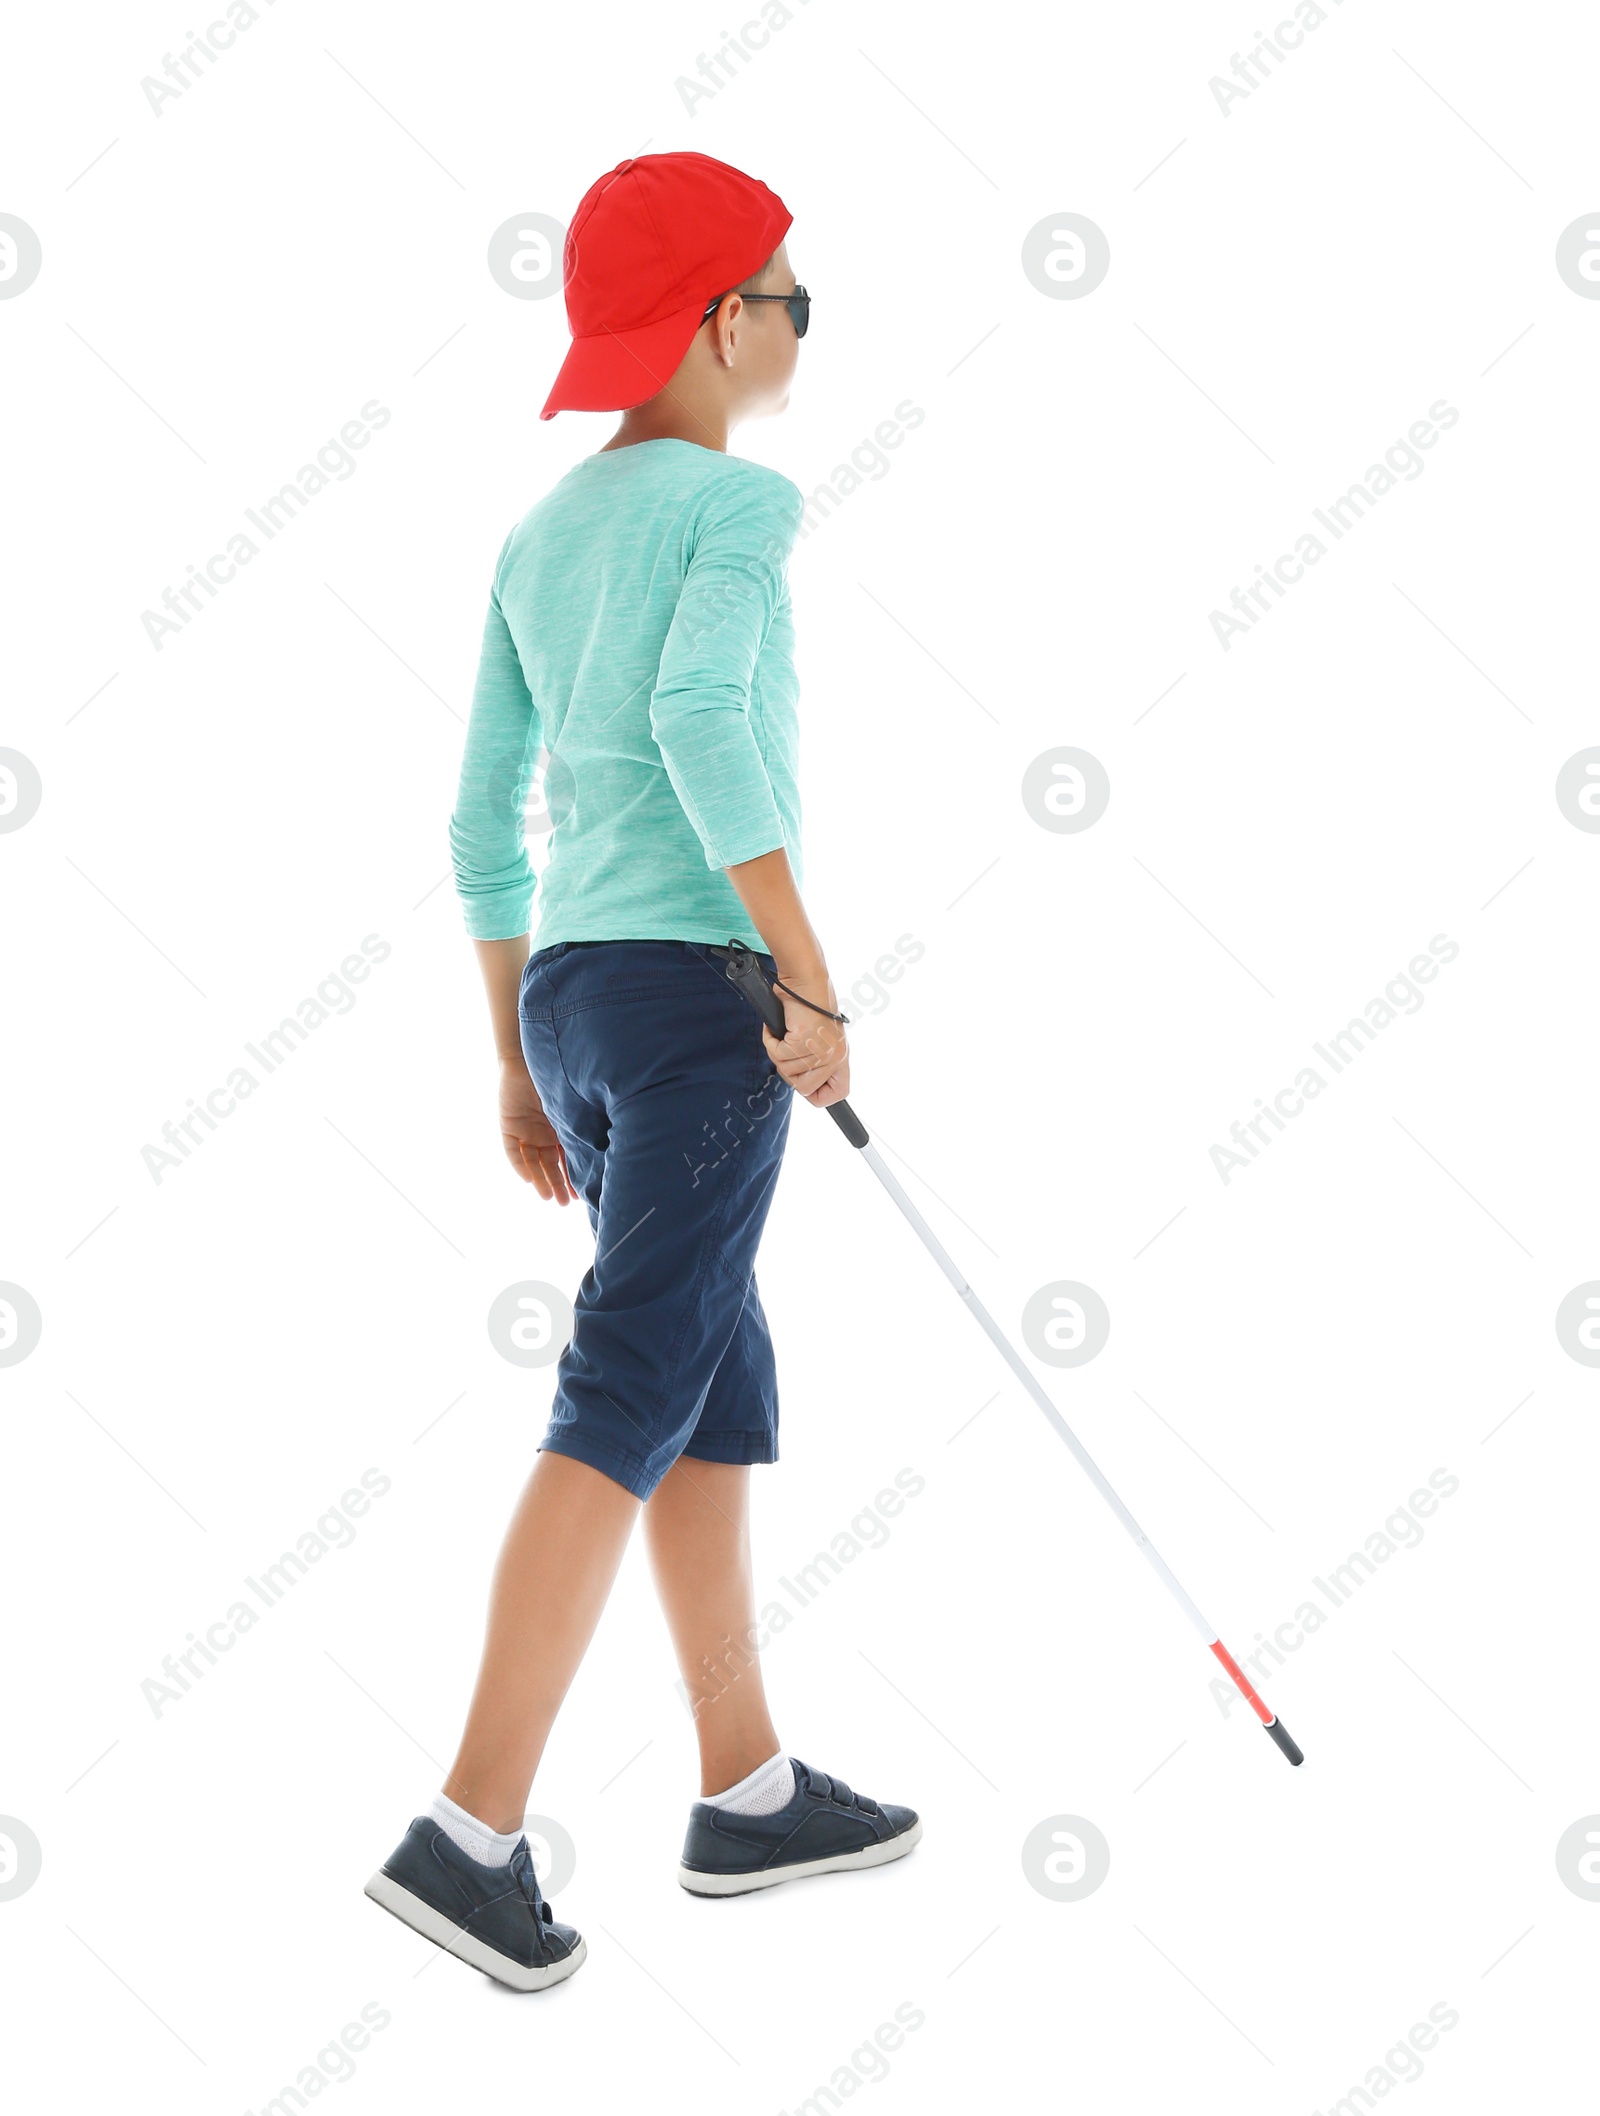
[539,295,709,421]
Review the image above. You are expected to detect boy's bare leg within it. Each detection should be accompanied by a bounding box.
[644,1459,782,1795]
[442,1452,640,1832]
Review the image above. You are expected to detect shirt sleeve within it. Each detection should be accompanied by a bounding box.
[649,470,804,869]
[448,533,545,940]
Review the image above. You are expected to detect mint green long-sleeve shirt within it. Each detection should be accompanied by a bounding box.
[449,440,806,949]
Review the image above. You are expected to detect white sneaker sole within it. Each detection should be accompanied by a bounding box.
[364,1870,586,1991]
[678,1817,923,1897]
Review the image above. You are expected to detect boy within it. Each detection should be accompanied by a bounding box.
[364,152,919,1992]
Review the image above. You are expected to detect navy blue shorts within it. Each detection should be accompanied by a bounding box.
[517,938,794,1501]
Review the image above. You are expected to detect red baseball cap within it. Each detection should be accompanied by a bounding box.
[540,152,792,421]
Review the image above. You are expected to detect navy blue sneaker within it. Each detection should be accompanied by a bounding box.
[678,1759,921,1897]
[365,1818,585,1991]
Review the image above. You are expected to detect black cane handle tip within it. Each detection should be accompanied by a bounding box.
[827,1099,869,1149]
[1265,1717,1304,1766]
[722,940,787,1036]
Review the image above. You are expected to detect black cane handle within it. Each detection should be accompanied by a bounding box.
[721,940,870,1150]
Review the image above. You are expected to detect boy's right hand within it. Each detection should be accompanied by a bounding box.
[763,961,850,1108]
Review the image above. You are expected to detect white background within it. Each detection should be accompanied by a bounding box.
[4,1,1598,2108]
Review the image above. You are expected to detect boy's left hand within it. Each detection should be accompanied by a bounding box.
[498,1060,575,1202]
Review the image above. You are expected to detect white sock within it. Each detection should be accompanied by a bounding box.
[701,1751,796,1816]
[428,1791,525,1867]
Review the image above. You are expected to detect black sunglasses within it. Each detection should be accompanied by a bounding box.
[700,284,810,338]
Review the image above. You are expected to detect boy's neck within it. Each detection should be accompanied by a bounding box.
[600,401,729,454]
